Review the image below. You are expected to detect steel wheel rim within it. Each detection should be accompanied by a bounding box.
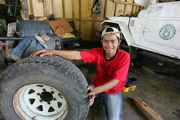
[13,84,68,120]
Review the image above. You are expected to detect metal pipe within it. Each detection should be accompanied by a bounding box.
[0,37,72,43]
[0,37,24,41]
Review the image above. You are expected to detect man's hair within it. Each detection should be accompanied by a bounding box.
[101,27,120,40]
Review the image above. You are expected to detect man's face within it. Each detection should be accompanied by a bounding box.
[101,34,121,56]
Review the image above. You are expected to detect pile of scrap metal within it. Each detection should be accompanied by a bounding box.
[0,18,82,63]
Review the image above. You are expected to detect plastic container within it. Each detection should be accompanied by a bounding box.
[123,84,130,92]
[128,77,137,91]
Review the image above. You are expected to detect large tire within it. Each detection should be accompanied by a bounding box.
[0,55,89,120]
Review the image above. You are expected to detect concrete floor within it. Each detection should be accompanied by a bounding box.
[0,49,180,120]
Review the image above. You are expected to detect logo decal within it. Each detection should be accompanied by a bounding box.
[159,24,176,40]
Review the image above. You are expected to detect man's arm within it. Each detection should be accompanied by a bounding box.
[30,49,82,60]
[87,79,119,106]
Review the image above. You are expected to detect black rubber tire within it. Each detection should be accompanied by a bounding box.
[0,55,89,120]
[71,60,85,66]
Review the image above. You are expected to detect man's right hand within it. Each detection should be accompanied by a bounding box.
[30,49,81,60]
[87,86,96,106]
[30,49,54,57]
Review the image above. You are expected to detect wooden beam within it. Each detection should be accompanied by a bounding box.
[72,0,75,20]
[43,0,47,17]
[28,0,33,15]
[79,0,81,32]
[104,0,107,18]
[52,0,55,17]
[75,19,102,22]
[123,0,126,16]
[62,0,65,18]
[133,97,164,120]
[114,3,117,16]
[131,1,133,16]
[91,0,95,42]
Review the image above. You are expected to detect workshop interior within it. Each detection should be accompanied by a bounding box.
[0,0,180,120]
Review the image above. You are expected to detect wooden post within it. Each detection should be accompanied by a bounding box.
[91,0,95,42]
[79,0,81,32]
[29,0,34,15]
[123,0,127,16]
[62,0,65,18]
[104,0,107,18]
[52,0,55,18]
[133,97,164,120]
[114,3,117,16]
[72,0,75,20]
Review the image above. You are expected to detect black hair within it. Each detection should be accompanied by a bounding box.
[106,27,114,32]
[102,27,120,40]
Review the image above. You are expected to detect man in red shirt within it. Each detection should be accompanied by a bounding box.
[31,27,130,120]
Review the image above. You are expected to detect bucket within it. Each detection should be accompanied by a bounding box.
[128,77,137,91]
[123,84,130,92]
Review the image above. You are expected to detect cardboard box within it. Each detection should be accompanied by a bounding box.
[49,18,73,36]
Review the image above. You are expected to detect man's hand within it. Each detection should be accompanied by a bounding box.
[30,49,81,60]
[87,86,96,106]
[30,49,54,57]
[87,79,119,106]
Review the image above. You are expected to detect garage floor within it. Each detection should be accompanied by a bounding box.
[0,45,180,120]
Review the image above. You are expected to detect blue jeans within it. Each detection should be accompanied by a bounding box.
[11,37,43,61]
[89,84,122,120]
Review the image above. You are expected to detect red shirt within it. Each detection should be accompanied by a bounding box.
[80,48,130,94]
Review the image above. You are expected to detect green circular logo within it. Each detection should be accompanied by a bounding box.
[159,24,176,40]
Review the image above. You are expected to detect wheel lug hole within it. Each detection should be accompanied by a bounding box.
[48,102,51,104]
[51,91,54,94]
[53,98,56,100]
[37,93,40,96]
[39,100,43,102]
[43,89,46,92]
